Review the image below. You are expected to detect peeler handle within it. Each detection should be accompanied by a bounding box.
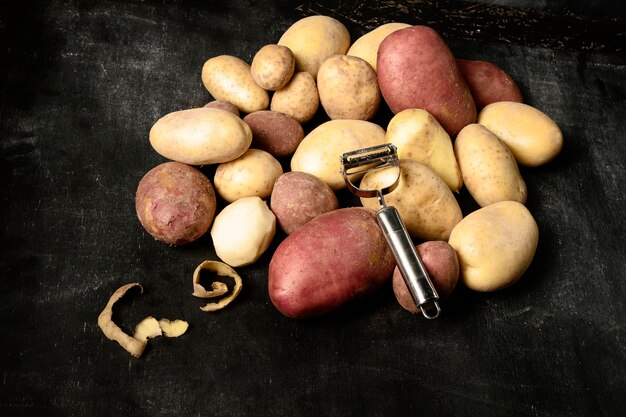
[376,206,441,319]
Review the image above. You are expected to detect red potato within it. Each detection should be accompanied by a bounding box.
[135,162,216,245]
[269,207,396,318]
[377,25,476,136]
[393,241,459,314]
[457,59,523,109]
[243,111,305,158]
[203,100,240,117]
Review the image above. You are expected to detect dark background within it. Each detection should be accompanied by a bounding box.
[1,1,625,416]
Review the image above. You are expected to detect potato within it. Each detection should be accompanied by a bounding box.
[393,241,459,314]
[448,201,538,292]
[243,111,304,158]
[317,55,380,120]
[377,25,476,136]
[268,207,395,318]
[270,171,339,234]
[385,109,462,192]
[203,100,240,117]
[270,72,319,124]
[457,59,523,109]
[290,119,386,190]
[477,101,563,167]
[277,15,350,79]
[201,55,269,113]
[149,107,251,165]
[347,22,411,70]
[214,149,283,203]
[251,44,295,91]
[360,160,462,241]
[210,196,276,267]
[135,162,216,245]
[455,123,527,207]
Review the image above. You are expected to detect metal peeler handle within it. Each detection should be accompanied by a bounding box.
[376,205,441,319]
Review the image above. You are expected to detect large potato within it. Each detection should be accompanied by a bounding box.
[448,201,538,292]
[317,54,380,120]
[268,207,396,318]
[360,160,463,241]
[457,59,523,109]
[377,25,476,136]
[347,22,411,70]
[149,108,251,165]
[250,44,295,91]
[386,109,462,192]
[270,72,319,124]
[243,111,304,158]
[277,15,350,79]
[455,123,527,207]
[477,101,563,167]
[290,119,386,190]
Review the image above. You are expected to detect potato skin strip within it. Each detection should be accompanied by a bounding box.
[192,261,243,311]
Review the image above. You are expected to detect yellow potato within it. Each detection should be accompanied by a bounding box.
[251,44,295,91]
[317,55,380,120]
[291,119,386,190]
[360,160,463,241]
[201,55,269,113]
[385,109,462,192]
[455,123,527,207]
[278,15,350,79]
[346,22,411,70]
[270,72,319,124]
[448,201,538,292]
[477,101,563,167]
[149,108,251,165]
[214,149,283,203]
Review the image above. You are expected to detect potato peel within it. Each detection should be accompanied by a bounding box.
[134,316,163,342]
[158,319,189,337]
[192,260,242,312]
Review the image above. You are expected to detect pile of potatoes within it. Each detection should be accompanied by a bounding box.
[135,15,563,319]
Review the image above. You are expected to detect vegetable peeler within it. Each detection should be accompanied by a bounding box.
[341,144,441,319]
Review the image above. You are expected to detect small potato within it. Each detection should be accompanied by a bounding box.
[317,54,380,120]
[393,241,459,314]
[251,44,295,91]
[270,171,339,234]
[347,22,411,70]
[201,55,269,113]
[243,111,304,158]
[211,196,276,267]
[203,100,240,117]
[136,162,216,245]
[457,59,523,109]
[149,107,251,165]
[477,101,563,167]
[214,149,283,203]
[360,160,462,241]
[455,123,527,207]
[270,72,319,124]
[448,201,538,292]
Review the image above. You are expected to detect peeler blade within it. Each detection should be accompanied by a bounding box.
[340,144,400,200]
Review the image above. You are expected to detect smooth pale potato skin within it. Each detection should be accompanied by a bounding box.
[457,59,523,109]
[347,22,411,70]
[477,101,563,167]
[243,111,304,157]
[290,119,386,190]
[136,162,216,245]
[214,149,283,203]
[317,54,381,120]
[448,201,539,292]
[393,241,459,314]
[277,15,351,79]
[268,207,396,319]
[210,196,276,267]
[386,109,462,192]
[360,160,463,241]
[455,123,527,207]
[377,25,476,136]
[203,100,240,117]
[201,55,269,113]
[270,171,339,234]
[251,44,295,91]
[149,108,252,165]
[270,72,319,124]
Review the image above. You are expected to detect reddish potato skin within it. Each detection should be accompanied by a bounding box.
[203,100,240,117]
[270,171,339,234]
[457,59,523,109]
[243,111,304,158]
[269,207,395,318]
[377,25,476,136]
[136,162,216,245]
[393,241,459,314]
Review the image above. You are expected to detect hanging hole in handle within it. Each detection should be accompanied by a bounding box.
[421,301,441,319]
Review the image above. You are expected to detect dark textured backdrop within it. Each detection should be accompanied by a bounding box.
[1,1,625,416]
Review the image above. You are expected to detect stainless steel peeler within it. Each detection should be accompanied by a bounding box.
[341,144,441,319]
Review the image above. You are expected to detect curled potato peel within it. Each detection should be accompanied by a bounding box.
[193,261,243,312]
